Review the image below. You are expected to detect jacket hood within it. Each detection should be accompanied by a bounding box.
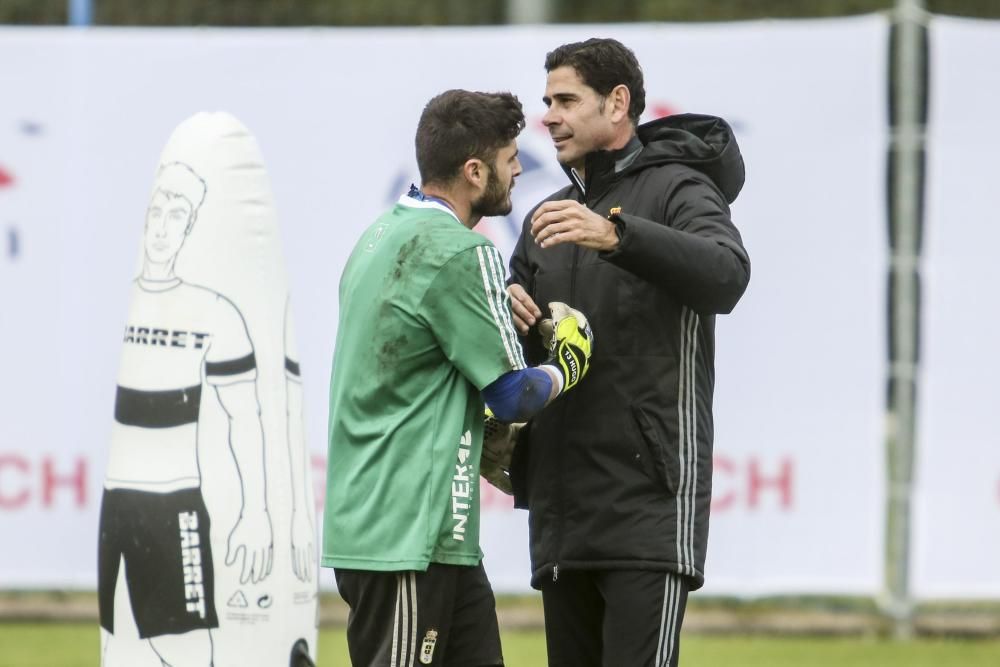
[629,113,745,204]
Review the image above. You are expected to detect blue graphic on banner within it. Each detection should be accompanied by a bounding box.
[3,117,44,264]
[7,228,19,260]
[18,120,44,137]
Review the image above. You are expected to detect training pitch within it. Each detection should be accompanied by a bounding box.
[3,623,1000,666]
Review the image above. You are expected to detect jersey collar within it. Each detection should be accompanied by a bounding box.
[398,184,462,226]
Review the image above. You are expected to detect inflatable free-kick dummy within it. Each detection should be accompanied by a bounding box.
[99,112,318,667]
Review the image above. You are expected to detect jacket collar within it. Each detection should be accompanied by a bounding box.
[562,134,643,199]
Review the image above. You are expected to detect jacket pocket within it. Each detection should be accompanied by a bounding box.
[631,404,678,494]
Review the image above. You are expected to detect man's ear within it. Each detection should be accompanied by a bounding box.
[185,214,197,235]
[608,84,631,124]
[462,158,486,191]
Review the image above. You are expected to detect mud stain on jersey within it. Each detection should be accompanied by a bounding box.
[377,334,409,368]
[392,236,422,281]
[374,235,427,373]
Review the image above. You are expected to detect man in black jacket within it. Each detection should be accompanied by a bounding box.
[506,38,751,667]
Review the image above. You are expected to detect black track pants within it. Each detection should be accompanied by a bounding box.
[541,569,690,667]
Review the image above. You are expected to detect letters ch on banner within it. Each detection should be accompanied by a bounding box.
[712,456,796,513]
[0,454,90,510]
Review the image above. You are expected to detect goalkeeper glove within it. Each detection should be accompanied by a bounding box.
[538,302,593,393]
[481,408,522,495]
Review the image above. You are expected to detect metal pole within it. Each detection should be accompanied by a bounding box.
[885,0,927,640]
[506,0,553,24]
[68,0,93,26]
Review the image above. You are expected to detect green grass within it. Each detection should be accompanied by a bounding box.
[3,622,1000,666]
[681,636,1000,667]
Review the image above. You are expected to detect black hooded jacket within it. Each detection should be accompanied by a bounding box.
[508,114,750,589]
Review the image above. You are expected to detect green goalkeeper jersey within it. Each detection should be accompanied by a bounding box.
[322,192,526,571]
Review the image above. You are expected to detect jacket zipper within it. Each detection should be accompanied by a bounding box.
[569,179,586,309]
[551,176,587,584]
[555,179,587,584]
[570,246,579,306]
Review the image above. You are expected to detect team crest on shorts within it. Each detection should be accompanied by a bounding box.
[419,629,438,664]
[609,206,622,217]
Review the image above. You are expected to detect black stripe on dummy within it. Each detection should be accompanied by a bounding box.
[285,357,301,377]
[205,353,256,377]
[114,385,202,428]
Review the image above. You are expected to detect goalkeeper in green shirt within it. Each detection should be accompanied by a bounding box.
[323,89,594,667]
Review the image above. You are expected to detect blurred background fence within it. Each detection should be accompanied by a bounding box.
[3,0,1000,25]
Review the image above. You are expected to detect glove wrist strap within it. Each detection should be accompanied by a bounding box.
[540,363,566,396]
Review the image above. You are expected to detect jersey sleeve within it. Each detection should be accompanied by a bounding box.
[420,244,526,390]
[205,293,257,386]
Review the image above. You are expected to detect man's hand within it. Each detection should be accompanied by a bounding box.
[481,409,522,495]
[508,283,541,335]
[541,302,593,392]
[531,200,619,251]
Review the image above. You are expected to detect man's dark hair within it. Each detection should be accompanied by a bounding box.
[415,90,525,187]
[545,38,646,126]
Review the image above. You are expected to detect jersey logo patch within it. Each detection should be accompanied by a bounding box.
[365,223,389,252]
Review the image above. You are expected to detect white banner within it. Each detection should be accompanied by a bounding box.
[701,17,887,596]
[0,17,887,595]
[914,17,1000,599]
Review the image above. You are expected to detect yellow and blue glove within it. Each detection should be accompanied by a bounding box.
[539,302,594,393]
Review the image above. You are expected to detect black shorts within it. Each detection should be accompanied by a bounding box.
[334,561,503,667]
[98,487,219,638]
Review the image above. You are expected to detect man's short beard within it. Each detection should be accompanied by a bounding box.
[470,165,512,219]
